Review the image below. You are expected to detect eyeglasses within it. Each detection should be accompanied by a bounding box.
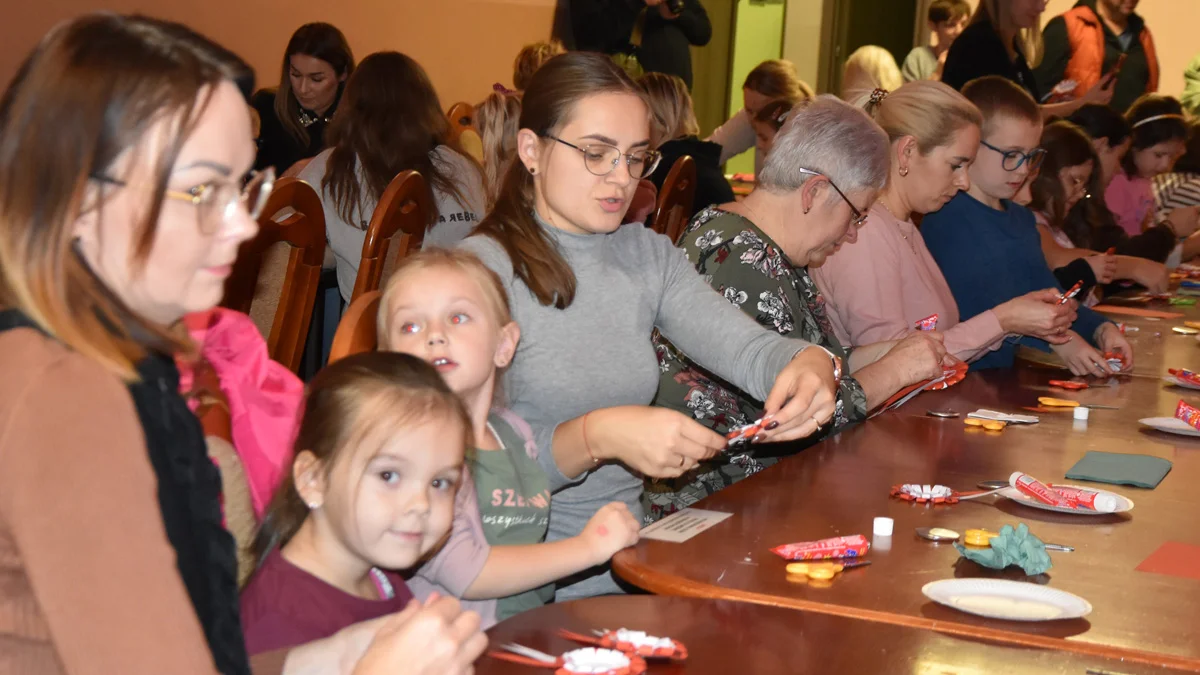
[798,168,869,227]
[92,167,275,233]
[980,140,1047,172]
[541,135,662,179]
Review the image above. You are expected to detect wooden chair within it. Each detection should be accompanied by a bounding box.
[222,177,326,372]
[349,170,432,302]
[328,290,382,364]
[446,101,475,140]
[651,155,697,245]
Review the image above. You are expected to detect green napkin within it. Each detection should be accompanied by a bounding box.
[954,524,1052,575]
[1065,451,1172,489]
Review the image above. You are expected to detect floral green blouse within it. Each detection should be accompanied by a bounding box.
[647,207,868,521]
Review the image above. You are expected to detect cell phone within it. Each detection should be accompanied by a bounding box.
[1104,54,1128,89]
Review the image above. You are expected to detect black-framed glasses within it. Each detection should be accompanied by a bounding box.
[979,140,1046,172]
[91,167,275,233]
[541,135,662,179]
[798,168,869,227]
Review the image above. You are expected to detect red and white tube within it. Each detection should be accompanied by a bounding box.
[1010,471,1076,508]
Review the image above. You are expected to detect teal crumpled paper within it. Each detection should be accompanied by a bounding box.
[953,523,1053,575]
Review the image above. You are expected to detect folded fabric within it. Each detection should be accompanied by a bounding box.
[1065,450,1172,489]
[954,523,1052,576]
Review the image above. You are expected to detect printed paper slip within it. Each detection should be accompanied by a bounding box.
[640,508,733,543]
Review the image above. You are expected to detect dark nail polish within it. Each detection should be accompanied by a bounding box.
[765,421,780,431]
[752,434,766,443]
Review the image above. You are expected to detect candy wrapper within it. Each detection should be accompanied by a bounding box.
[771,534,870,561]
[914,314,939,331]
[1176,399,1200,431]
[954,523,1053,576]
[1103,351,1127,373]
[1170,369,1200,387]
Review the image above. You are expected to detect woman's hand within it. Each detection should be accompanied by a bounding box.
[1095,322,1134,372]
[756,346,839,443]
[1086,252,1118,284]
[1049,330,1111,377]
[880,332,949,387]
[1128,258,1170,293]
[993,289,1077,344]
[345,596,487,675]
[591,406,725,477]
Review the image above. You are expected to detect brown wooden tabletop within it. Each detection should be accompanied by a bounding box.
[614,304,1200,671]
[478,595,1193,674]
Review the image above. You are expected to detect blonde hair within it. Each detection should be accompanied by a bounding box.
[513,40,565,91]
[743,60,815,103]
[862,80,982,154]
[475,91,522,209]
[637,72,700,145]
[974,0,1044,67]
[378,248,513,347]
[841,46,903,102]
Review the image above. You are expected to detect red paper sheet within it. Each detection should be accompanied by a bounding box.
[1135,542,1200,581]
[1092,305,1184,319]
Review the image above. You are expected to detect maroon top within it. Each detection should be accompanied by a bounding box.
[240,549,414,654]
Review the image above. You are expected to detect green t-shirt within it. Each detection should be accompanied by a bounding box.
[474,412,554,621]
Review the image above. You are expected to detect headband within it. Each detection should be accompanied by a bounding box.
[1132,113,1186,129]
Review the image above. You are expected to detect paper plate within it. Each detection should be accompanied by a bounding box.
[997,485,1134,514]
[1163,375,1200,391]
[922,579,1092,621]
[1140,416,1200,438]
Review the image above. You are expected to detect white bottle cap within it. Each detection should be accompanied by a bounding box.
[873,516,894,537]
[1092,493,1119,513]
[1073,406,1090,421]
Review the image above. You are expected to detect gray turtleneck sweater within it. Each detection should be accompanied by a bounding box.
[458,218,812,599]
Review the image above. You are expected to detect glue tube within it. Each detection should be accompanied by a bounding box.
[1009,471,1076,508]
[771,534,870,561]
[1046,484,1118,513]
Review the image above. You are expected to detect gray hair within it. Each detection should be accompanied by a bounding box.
[758,94,889,198]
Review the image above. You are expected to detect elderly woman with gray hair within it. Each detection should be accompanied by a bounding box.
[647,95,951,520]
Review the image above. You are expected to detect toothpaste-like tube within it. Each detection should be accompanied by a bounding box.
[1176,400,1200,431]
[1010,471,1076,508]
[771,534,870,561]
[1046,484,1118,513]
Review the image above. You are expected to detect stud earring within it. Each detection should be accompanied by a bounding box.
[307,501,321,510]
[900,166,909,177]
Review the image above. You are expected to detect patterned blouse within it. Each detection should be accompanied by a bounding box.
[647,207,868,521]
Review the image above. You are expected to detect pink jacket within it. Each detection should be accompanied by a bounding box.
[179,308,303,518]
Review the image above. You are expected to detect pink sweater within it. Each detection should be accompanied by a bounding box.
[810,204,1007,362]
[1104,173,1155,237]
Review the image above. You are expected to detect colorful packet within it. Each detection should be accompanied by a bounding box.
[771,534,870,561]
[1175,400,1200,431]
[914,314,939,331]
[1170,369,1200,387]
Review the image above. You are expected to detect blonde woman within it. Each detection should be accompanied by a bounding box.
[639,72,733,219]
[812,82,1076,364]
[476,91,522,208]
[708,59,814,176]
[941,0,1111,118]
[841,46,903,103]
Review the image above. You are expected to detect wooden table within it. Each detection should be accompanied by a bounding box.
[614,305,1200,671]
[478,595,1192,674]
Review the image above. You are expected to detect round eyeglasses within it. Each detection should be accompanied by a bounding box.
[92,166,275,234]
[980,140,1047,172]
[542,135,662,179]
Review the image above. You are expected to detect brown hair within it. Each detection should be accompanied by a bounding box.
[378,248,512,346]
[476,91,523,209]
[1174,120,1200,175]
[1123,94,1188,177]
[473,52,646,309]
[742,59,815,103]
[273,23,355,150]
[1029,121,1097,236]
[323,51,481,228]
[961,75,1040,137]
[638,72,700,145]
[513,40,565,92]
[754,98,797,132]
[863,80,981,154]
[250,351,471,567]
[0,13,252,379]
[929,0,971,23]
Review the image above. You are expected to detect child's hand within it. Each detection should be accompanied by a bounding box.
[1050,330,1111,378]
[580,501,641,564]
[1086,252,1117,284]
[347,596,486,675]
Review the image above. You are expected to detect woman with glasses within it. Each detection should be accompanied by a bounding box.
[812,82,1075,366]
[0,14,485,674]
[646,95,953,520]
[922,76,1131,376]
[459,52,844,600]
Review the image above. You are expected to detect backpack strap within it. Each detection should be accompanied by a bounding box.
[490,407,538,461]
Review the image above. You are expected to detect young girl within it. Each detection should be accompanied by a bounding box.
[1105,95,1189,237]
[708,59,814,176]
[240,352,472,654]
[378,249,641,625]
[751,98,796,156]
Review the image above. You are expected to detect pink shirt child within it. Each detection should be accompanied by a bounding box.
[1104,173,1155,237]
[810,204,1007,363]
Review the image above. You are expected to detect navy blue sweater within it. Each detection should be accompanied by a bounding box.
[923,192,1109,370]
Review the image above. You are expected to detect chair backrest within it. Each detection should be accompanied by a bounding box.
[651,155,697,245]
[329,290,382,364]
[446,101,475,141]
[350,170,432,302]
[222,177,326,372]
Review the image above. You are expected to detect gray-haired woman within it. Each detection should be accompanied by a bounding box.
[648,95,951,519]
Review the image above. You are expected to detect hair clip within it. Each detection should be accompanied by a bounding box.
[493,82,516,95]
[776,109,791,125]
[1132,113,1186,129]
[868,88,889,106]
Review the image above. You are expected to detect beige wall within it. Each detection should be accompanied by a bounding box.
[3,0,557,108]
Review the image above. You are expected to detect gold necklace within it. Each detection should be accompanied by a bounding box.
[875,198,918,253]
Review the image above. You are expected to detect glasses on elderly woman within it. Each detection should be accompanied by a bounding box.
[91,167,275,234]
[541,135,663,179]
[979,140,1047,172]
[797,168,869,227]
